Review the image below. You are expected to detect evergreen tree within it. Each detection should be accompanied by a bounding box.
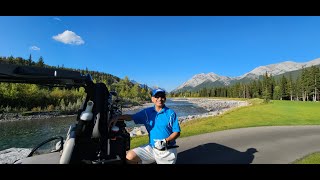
[280,75,288,100]
[37,56,45,67]
[28,54,32,66]
[310,66,320,101]
[287,73,294,101]
[262,71,272,101]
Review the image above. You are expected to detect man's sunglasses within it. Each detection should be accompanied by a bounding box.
[154,94,166,99]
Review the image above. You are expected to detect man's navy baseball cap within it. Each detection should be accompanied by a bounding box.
[152,88,166,97]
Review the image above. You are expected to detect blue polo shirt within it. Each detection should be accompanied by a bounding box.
[132,105,181,147]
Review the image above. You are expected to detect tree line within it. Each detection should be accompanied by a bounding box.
[170,66,320,102]
[0,55,151,113]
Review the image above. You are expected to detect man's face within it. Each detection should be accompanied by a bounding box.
[152,93,166,107]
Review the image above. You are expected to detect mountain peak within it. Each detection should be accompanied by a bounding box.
[239,60,306,79]
[173,72,231,91]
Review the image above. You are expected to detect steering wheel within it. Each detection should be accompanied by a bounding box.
[27,136,64,157]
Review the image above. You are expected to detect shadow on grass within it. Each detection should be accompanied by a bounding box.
[176,143,258,164]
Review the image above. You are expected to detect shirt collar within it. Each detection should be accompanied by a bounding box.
[153,104,167,114]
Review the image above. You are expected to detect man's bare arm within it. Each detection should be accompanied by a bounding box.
[165,132,180,143]
[118,114,133,121]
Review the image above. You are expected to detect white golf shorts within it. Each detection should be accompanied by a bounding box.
[132,144,177,164]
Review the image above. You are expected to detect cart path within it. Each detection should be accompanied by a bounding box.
[176,125,320,164]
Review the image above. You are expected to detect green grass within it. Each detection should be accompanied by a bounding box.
[292,152,320,164]
[130,99,320,163]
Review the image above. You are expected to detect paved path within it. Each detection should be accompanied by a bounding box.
[176,125,320,164]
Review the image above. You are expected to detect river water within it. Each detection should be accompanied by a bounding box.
[0,98,208,151]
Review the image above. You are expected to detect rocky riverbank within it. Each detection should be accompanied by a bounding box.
[0,111,75,123]
[0,148,32,164]
[0,104,150,123]
[176,98,249,123]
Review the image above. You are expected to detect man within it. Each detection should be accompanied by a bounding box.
[119,88,181,164]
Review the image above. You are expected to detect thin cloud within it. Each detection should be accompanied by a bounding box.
[29,46,40,51]
[53,17,61,21]
[52,30,85,45]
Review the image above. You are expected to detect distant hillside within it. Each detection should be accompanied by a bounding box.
[0,55,150,107]
[130,80,153,91]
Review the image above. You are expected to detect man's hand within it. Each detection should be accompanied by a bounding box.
[154,139,167,151]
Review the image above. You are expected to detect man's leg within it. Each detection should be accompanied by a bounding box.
[126,145,155,164]
[126,150,141,164]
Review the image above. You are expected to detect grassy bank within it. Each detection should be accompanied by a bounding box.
[130,99,320,163]
[293,152,320,164]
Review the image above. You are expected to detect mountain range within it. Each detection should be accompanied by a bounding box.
[172,58,320,92]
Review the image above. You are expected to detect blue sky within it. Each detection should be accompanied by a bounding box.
[1,16,320,92]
